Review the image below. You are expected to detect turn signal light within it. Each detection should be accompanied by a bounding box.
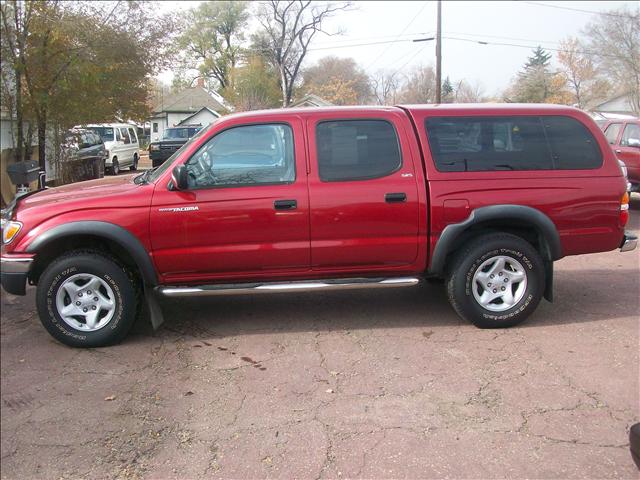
[620,192,629,227]
[2,221,22,244]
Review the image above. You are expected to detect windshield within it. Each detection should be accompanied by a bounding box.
[88,126,114,142]
[163,127,200,140]
[147,125,211,183]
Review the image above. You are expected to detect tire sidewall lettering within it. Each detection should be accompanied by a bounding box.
[464,247,533,316]
[45,266,122,338]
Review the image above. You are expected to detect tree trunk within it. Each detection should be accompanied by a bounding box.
[14,65,24,162]
[280,67,288,108]
[37,115,46,174]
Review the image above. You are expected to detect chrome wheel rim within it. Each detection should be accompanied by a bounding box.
[472,255,527,312]
[55,274,116,331]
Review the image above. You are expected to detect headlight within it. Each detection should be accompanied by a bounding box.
[2,221,22,244]
[150,144,160,151]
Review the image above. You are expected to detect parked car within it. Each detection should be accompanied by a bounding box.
[56,129,106,184]
[149,125,202,168]
[602,119,640,192]
[86,123,140,175]
[1,104,636,347]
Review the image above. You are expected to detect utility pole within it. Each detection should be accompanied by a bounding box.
[435,0,442,103]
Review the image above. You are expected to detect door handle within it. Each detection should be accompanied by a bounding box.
[385,192,407,203]
[274,199,297,210]
[615,149,622,153]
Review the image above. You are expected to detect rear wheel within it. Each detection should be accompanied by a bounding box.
[36,251,139,347]
[130,153,138,171]
[446,233,544,328]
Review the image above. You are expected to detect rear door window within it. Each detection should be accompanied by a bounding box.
[425,116,551,171]
[316,120,402,181]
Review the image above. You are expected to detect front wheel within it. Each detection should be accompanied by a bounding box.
[36,251,139,347]
[446,233,545,328]
[111,157,120,175]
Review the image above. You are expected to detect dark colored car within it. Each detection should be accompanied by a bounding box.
[149,125,202,167]
[602,119,640,192]
[57,129,106,184]
[1,104,636,348]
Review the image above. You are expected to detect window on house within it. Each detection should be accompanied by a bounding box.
[316,120,402,181]
[153,122,158,133]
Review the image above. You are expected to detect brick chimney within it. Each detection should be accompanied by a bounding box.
[196,77,205,88]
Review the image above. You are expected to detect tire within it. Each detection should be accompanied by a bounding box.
[111,157,120,175]
[446,233,544,328]
[130,153,138,171]
[36,250,139,347]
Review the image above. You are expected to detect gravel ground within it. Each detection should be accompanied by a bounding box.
[1,197,638,479]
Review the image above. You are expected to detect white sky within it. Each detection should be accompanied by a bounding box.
[157,0,636,96]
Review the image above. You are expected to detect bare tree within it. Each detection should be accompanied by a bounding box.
[583,6,640,114]
[557,37,610,109]
[370,70,400,105]
[253,0,351,107]
[454,80,485,103]
[398,66,436,104]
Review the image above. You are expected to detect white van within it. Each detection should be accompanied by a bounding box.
[85,123,140,175]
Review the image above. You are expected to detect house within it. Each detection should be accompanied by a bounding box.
[149,79,228,142]
[590,92,639,118]
[289,94,334,108]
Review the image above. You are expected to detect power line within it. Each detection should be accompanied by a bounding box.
[442,35,621,59]
[520,1,635,18]
[365,1,429,70]
[308,38,416,52]
[390,43,430,77]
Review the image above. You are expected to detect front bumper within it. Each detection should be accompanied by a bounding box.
[620,232,638,252]
[1,255,33,295]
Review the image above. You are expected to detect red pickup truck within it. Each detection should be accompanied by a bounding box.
[1,104,636,347]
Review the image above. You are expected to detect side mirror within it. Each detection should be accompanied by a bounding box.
[171,165,189,190]
[627,138,640,148]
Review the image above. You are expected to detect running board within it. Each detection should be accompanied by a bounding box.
[157,277,420,297]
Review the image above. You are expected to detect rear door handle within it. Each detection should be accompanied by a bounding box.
[274,199,297,210]
[385,192,407,203]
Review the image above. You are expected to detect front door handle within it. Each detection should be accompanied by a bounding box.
[385,192,407,203]
[615,149,622,153]
[274,199,297,210]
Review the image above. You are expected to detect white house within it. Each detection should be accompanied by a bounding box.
[590,92,639,118]
[149,81,228,142]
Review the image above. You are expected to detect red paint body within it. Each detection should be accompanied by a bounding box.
[3,105,628,284]
[602,119,640,186]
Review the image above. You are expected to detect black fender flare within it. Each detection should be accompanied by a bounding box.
[26,221,158,286]
[428,204,563,276]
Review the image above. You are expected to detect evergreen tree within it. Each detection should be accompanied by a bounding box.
[442,76,454,103]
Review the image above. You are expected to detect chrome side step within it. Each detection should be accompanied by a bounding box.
[157,277,420,297]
